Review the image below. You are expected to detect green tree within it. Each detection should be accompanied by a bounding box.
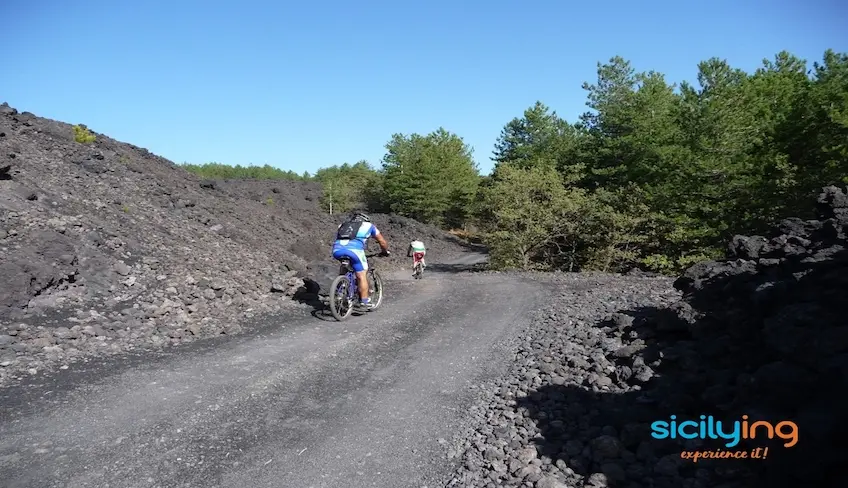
[782,49,848,211]
[380,128,480,227]
[182,162,306,180]
[492,101,586,183]
[480,48,848,274]
[313,161,380,214]
[573,185,657,272]
[578,56,640,190]
[478,163,585,270]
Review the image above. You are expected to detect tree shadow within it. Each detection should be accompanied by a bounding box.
[425,262,489,274]
[444,236,489,253]
[515,246,847,488]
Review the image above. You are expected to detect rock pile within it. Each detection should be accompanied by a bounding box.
[446,186,847,487]
[0,103,471,387]
[445,273,682,488]
[663,184,847,487]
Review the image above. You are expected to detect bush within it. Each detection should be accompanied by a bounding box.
[73,125,96,144]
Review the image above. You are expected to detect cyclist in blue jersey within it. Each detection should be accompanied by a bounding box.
[331,211,390,310]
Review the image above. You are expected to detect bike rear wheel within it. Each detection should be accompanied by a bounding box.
[368,269,384,309]
[329,274,354,321]
[413,262,424,279]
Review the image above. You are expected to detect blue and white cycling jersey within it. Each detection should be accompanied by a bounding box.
[332,221,381,272]
[333,221,379,251]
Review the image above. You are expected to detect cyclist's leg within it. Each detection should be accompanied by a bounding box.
[331,247,345,275]
[411,252,420,276]
[347,249,370,304]
[333,247,368,299]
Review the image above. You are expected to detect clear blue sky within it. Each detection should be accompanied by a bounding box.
[1,0,845,176]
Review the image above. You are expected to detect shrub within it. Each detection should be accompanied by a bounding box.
[73,125,96,144]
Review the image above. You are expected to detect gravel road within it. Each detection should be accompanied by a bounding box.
[0,252,548,488]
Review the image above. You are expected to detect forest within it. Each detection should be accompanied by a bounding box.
[184,49,848,274]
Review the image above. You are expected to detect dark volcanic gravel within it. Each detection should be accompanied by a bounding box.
[0,102,472,387]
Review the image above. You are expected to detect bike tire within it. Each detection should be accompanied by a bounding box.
[329,274,354,321]
[368,270,384,309]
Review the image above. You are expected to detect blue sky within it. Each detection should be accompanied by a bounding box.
[1,0,845,176]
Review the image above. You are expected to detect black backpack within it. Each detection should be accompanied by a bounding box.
[336,219,361,240]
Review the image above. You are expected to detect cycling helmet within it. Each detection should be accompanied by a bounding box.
[350,211,371,222]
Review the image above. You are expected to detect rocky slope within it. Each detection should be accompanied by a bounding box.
[0,102,472,386]
[445,186,847,488]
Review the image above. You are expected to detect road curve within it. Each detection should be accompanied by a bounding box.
[0,252,547,488]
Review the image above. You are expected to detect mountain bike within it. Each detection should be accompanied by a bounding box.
[412,260,425,279]
[328,251,386,321]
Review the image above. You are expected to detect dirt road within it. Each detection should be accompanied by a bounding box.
[0,252,548,488]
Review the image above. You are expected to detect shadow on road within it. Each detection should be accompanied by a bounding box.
[425,262,488,274]
[292,284,338,321]
[514,248,845,488]
[424,249,490,274]
[445,237,489,253]
[293,277,394,322]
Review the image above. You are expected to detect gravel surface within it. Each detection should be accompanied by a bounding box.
[0,254,546,488]
[443,272,682,488]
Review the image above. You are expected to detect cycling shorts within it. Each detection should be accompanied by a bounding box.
[332,246,368,272]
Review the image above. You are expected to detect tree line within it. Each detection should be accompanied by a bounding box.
[184,48,847,274]
[182,162,310,181]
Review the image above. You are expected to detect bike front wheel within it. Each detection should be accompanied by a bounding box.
[329,274,354,321]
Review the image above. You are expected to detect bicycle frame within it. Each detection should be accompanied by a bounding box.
[338,260,358,301]
[329,251,384,320]
[337,251,381,300]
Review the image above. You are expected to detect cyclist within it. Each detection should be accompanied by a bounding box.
[331,211,390,310]
[407,239,426,276]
